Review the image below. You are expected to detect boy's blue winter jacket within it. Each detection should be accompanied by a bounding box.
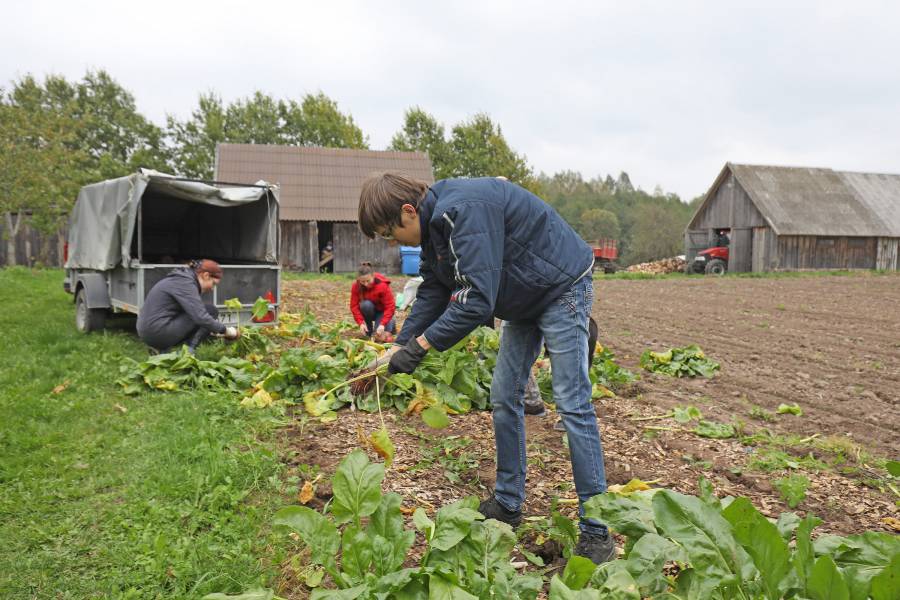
[396,177,593,351]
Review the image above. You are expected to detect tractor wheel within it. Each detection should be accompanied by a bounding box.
[75,288,107,333]
[705,258,727,276]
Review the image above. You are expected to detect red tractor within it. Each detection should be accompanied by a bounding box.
[690,229,730,275]
[592,238,618,273]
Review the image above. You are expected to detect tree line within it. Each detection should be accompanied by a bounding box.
[1,69,700,267]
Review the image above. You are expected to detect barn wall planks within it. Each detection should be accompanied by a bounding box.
[751,226,778,272]
[333,223,401,274]
[692,173,767,230]
[775,236,877,270]
[280,221,318,271]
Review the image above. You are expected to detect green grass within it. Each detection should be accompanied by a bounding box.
[597,271,690,280]
[598,268,900,281]
[0,268,285,598]
[727,269,897,279]
[281,270,355,282]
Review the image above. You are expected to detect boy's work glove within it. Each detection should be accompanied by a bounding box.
[388,337,428,375]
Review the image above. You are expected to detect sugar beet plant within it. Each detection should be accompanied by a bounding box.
[640,344,720,378]
[117,346,262,394]
[209,450,899,599]
[268,449,542,600]
[118,311,635,431]
[281,324,501,423]
[560,480,900,599]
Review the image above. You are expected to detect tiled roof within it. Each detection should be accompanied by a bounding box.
[215,144,435,221]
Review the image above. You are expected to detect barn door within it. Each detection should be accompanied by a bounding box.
[752,227,767,272]
[729,228,752,273]
[684,230,710,263]
[876,237,899,270]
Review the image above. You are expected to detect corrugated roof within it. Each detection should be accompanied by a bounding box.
[215,144,435,221]
[693,163,900,236]
[837,171,900,236]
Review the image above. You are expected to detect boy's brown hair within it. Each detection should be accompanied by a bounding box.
[358,172,430,238]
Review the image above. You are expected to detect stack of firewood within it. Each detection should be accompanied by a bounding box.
[625,256,687,274]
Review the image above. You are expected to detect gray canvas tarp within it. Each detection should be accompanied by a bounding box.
[65,170,278,270]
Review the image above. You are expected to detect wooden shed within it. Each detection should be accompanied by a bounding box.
[685,163,900,272]
[214,144,434,273]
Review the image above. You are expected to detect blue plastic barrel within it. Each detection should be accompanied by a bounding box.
[399,246,421,275]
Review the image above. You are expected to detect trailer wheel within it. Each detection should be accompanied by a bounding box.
[75,288,106,333]
[705,258,727,276]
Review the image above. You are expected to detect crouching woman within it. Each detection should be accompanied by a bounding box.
[136,259,239,353]
[350,262,396,340]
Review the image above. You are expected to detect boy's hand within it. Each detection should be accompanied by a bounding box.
[366,345,400,371]
[359,323,369,336]
[388,337,429,375]
[376,324,386,335]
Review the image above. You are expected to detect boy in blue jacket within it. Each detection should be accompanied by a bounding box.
[358,172,614,564]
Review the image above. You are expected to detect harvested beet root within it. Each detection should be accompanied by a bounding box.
[348,369,378,396]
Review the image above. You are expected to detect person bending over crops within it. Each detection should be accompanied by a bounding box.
[350,261,397,342]
[358,172,614,565]
[136,259,239,354]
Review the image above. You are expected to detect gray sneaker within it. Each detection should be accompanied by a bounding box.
[523,374,545,416]
[477,496,522,528]
[524,401,547,416]
[574,530,616,564]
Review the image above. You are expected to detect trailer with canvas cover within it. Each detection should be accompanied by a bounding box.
[63,169,281,332]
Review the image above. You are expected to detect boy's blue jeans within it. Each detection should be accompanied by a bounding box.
[490,275,608,535]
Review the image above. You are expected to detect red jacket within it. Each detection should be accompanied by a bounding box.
[350,273,396,326]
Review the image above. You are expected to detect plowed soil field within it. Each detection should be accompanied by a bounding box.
[596,274,899,457]
[278,273,899,558]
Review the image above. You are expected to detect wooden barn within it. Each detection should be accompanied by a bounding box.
[685,163,900,272]
[215,144,434,273]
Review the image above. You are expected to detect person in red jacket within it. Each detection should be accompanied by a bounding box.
[350,262,396,339]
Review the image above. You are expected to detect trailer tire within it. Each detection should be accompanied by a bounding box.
[75,288,106,333]
[705,258,727,276]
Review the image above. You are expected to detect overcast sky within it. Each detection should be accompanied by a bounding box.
[3,1,899,200]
